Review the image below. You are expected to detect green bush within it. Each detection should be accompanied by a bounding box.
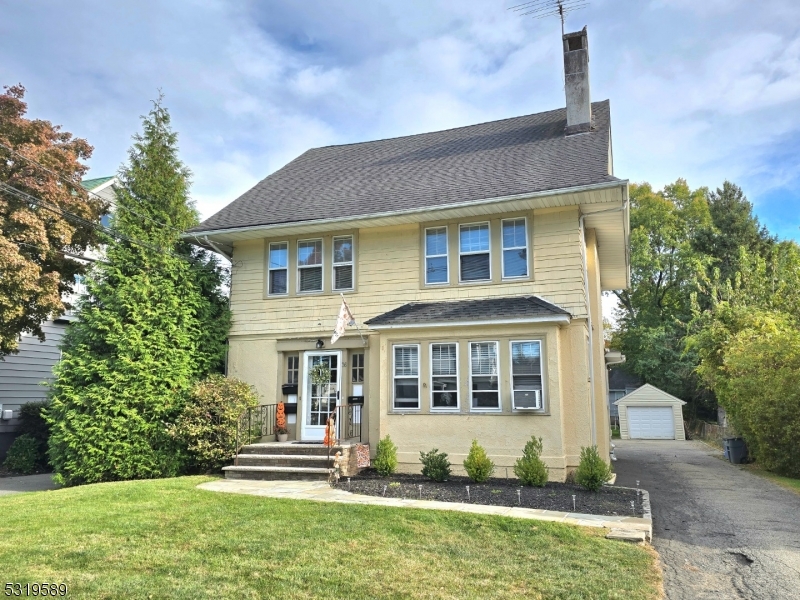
[575,446,612,492]
[373,436,398,476]
[463,440,495,482]
[420,448,451,482]
[514,436,549,487]
[18,401,51,469]
[3,434,40,474]
[169,375,259,472]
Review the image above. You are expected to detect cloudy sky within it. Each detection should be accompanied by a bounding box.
[2,0,799,241]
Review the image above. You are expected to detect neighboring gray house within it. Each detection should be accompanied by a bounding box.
[0,176,116,462]
[607,366,642,421]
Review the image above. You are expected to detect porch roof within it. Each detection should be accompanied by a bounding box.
[365,295,571,329]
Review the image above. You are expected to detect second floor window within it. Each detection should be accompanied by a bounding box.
[297,239,323,293]
[502,218,528,278]
[268,242,288,295]
[425,227,448,284]
[333,235,354,291]
[460,223,490,282]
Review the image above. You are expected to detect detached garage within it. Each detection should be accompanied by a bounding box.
[615,384,686,440]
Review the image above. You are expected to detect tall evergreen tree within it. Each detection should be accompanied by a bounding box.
[46,98,230,486]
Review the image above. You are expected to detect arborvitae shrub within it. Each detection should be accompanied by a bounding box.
[3,434,40,474]
[463,439,495,482]
[514,436,549,487]
[575,445,612,491]
[420,448,451,482]
[373,436,398,476]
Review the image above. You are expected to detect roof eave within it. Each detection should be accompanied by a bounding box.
[366,314,571,330]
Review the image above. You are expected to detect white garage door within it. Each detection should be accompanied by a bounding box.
[627,406,675,439]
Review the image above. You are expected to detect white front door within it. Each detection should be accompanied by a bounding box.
[627,406,675,439]
[300,351,342,441]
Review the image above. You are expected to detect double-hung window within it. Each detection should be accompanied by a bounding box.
[502,218,528,278]
[425,227,448,284]
[268,242,288,295]
[333,235,354,291]
[469,341,500,410]
[511,341,543,410]
[460,223,490,282]
[431,343,458,410]
[393,345,420,410]
[297,239,323,293]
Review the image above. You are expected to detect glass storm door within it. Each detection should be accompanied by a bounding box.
[300,351,341,441]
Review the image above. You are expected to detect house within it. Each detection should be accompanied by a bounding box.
[189,27,630,481]
[607,366,642,424]
[0,176,116,462]
[614,384,687,440]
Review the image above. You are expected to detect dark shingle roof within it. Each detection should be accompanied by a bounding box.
[365,296,571,327]
[191,101,615,233]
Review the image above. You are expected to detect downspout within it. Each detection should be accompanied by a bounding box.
[578,193,629,448]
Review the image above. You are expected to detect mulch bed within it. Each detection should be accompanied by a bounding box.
[340,469,645,517]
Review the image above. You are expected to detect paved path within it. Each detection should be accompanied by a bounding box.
[614,439,800,600]
[198,479,651,535]
[0,473,60,496]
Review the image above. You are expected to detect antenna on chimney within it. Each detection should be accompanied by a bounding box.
[509,0,590,35]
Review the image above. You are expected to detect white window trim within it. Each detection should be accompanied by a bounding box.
[501,217,529,280]
[429,342,459,412]
[332,234,355,292]
[267,241,289,296]
[424,226,449,286]
[459,222,492,283]
[296,238,324,294]
[510,339,546,411]
[468,340,501,412]
[393,344,421,411]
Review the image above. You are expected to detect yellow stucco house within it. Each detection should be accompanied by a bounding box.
[189,28,630,481]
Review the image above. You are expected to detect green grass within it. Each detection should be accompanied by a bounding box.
[742,464,800,496]
[0,476,661,599]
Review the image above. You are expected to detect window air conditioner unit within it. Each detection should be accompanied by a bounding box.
[1,408,13,421]
[515,390,541,410]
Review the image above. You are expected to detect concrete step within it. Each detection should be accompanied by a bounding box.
[235,454,334,468]
[222,465,331,481]
[239,443,344,456]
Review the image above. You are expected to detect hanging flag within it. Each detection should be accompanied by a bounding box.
[330,296,356,345]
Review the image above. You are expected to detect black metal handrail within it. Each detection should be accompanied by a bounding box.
[234,403,278,464]
[335,404,362,443]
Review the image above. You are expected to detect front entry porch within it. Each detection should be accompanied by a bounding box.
[224,441,367,481]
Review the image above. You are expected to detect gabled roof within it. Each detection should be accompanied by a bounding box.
[365,296,571,328]
[190,100,615,234]
[81,176,115,192]
[614,384,686,406]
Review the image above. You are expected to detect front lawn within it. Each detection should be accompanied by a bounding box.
[0,476,661,599]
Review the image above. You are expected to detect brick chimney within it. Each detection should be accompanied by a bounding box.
[563,26,591,135]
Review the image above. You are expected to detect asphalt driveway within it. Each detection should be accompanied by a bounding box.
[614,439,800,599]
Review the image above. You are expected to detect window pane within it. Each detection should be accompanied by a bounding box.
[503,248,528,277]
[298,240,322,266]
[426,256,448,284]
[334,237,352,264]
[471,376,499,408]
[394,379,419,407]
[269,243,288,269]
[394,346,418,376]
[512,341,541,374]
[299,266,322,291]
[460,224,489,253]
[431,344,457,375]
[334,265,353,290]
[269,269,288,294]
[471,342,498,375]
[460,253,490,281]
[432,377,458,408]
[502,219,526,248]
[426,228,447,256]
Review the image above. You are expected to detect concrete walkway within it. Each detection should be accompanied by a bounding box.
[0,473,60,496]
[198,478,651,537]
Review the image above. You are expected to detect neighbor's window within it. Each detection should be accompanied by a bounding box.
[511,341,543,410]
[502,218,528,278]
[351,353,364,383]
[287,355,299,384]
[297,239,323,292]
[268,242,288,295]
[459,223,490,282]
[393,345,420,410]
[425,227,448,284]
[469,341,500,410]
[431,343,458,410]
[333,235,354,291]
